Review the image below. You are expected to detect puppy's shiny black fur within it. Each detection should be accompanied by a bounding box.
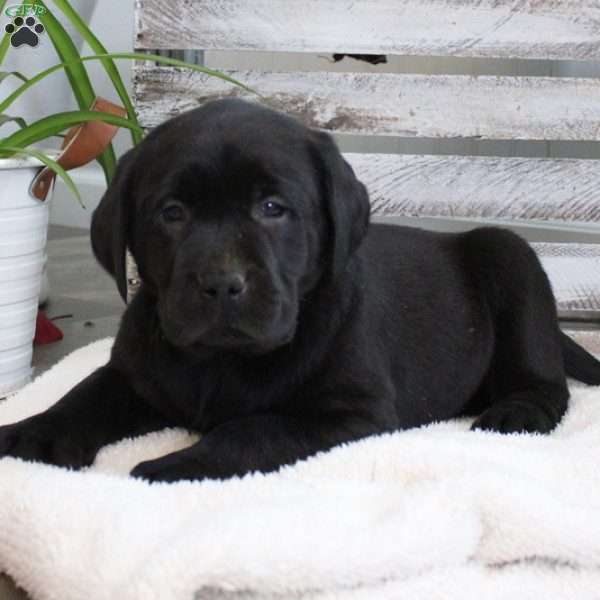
[2,99,600,482]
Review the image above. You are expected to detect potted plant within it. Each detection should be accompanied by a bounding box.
[0,0,249,396]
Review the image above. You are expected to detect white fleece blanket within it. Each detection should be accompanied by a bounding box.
[1,339,600,600]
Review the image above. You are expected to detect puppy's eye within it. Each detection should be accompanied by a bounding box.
[259,199,287,219]
[160,203,186,223]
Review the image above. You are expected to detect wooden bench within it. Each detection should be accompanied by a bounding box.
[131,0,600,350]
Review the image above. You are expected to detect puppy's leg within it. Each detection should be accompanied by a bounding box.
[463,229,569,434]
[0,366,167,468]
[131,411,382,482]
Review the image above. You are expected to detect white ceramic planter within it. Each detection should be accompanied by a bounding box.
[0,154,52,396]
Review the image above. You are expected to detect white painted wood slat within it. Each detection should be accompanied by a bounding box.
[346,154,600,223]
[564,330,600,355]
[534,243,600,316]
[133,68,600,141]
[134,0,600,61]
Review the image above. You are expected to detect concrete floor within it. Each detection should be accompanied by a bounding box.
[32,225,124,375]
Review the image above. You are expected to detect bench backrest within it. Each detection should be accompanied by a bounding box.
[132,0,600,320]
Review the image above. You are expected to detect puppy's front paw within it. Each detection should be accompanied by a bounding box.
[471,399,555,434]
[0,421,95,468]
[130,451,221,483]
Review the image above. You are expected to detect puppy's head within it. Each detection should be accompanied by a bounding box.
[91,99,370,354]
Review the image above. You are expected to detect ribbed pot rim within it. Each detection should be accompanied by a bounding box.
[0,149,60,170]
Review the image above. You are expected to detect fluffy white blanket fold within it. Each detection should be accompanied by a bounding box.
[1,339,600,600]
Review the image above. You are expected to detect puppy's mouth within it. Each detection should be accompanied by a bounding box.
[159,312,295,354]
[161,320,258,348]
[167,327,294,357]
[200,326,258,348]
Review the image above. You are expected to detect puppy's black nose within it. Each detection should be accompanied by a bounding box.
[201,272,247,300]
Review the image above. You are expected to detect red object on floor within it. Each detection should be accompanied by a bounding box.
[34,311,64,345]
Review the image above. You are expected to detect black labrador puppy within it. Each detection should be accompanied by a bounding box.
[1,99,599,482]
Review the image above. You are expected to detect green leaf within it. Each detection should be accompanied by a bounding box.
[0,113,27,129]
[0,53,256,116]
[0,145,84,207]
[0,34,10,66]
[32,1,93,109]
[31,0,116,181]
[51,0,142,145]
[0,109,143,149]
[0,70,28,84]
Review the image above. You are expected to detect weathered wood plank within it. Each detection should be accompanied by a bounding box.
[346,154,600,223]
[133,68,600,141]
[534,243,600,317]
[564,330,600,355]
[134,0,600,61]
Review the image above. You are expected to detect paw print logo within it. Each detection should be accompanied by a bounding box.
[5,15,45,48]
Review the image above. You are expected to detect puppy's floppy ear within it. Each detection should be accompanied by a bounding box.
[91,147,139,302]
[310,130,370,278]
